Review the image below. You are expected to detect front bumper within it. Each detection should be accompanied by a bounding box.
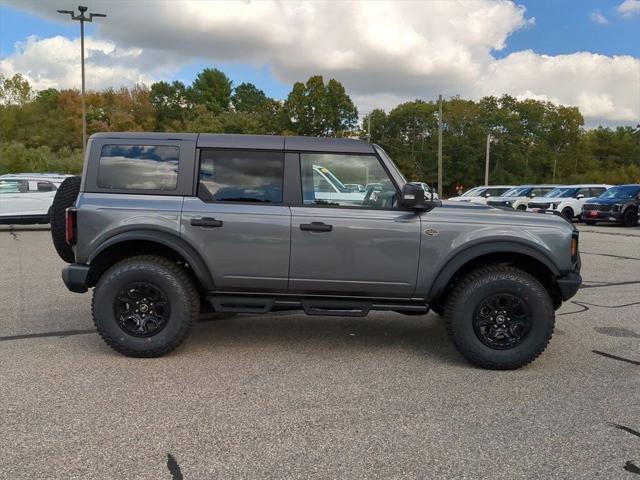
[583,210,623,222]
[556,271,582,301]
[62,264,90,293]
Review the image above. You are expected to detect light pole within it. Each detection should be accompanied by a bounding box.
[484,134,492,186]
[57,6,106,154]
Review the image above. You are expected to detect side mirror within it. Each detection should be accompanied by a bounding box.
[400,182,441,210]
[530,193,536,198]
[484,192,491,198]
[576,194,585,199]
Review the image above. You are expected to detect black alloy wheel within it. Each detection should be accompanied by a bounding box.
[472,293,532,349]
[114,282,170,337]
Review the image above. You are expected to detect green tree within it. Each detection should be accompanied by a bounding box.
[150,81,191,130]
[231,82,268,114]
[190,68,232,114]
[0,73,32,106]
[284,75,357,136]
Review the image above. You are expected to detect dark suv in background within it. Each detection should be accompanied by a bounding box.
[583,184,640,227]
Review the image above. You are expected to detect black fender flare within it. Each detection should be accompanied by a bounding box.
[427,240,561,301]
[87,230,214,291]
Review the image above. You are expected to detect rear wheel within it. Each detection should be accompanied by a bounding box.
[92,255,199,357]
[516,205,527,211]
[50,176,81,263]
[622,208,638,227]
[444,265,554,370]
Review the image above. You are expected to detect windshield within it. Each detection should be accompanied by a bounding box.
[544,187,577,198]
[598,185,640,200]
[503,187,531,197]
[462,187,485,197]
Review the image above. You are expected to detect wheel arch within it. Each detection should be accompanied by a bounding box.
[86,230,214,291]
[428,242,563,309]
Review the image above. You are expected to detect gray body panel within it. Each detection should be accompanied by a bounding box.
[74,193,184,263]
[416,202,574,297]
[181,199,291,291]
[289,207,421,297]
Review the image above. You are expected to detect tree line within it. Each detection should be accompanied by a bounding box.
[1,69,638,195]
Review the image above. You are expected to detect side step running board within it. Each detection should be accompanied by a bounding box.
[207,294,429,316]
[301,299,371,317]
[210,296,274,313]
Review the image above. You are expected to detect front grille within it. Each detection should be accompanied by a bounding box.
[583,204,611,212]
[528,202,550,209]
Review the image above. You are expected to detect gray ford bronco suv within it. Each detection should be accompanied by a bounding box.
[52,133,581,369]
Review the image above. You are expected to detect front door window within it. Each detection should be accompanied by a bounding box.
[300,153,397,208]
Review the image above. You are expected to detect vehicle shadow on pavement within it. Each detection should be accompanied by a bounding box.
[186,312,468,367]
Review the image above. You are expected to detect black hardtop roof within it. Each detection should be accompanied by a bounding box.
[89,132,374,153]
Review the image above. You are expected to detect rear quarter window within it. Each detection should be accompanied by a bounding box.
[97,145,179,190]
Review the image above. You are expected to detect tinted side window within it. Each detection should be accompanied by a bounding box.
[198,150,284,203]
[97,145,179,190]
[0,180,24,194]
[576,187,590,197]
[300,153,396,208]
[531,188,550,197]
[488,188,507,196]
[589,187,605,197]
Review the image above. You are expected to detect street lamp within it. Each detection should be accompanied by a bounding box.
[57,5,106,154]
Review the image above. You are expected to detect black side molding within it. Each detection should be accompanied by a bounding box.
[556,272,582,301]
[61,264,90,293]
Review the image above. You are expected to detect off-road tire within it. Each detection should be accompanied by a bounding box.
[444,265,555,370]
[92,255,199,357]
[561,207,574,221]
[50,176,81,263]
[622,208,638,227]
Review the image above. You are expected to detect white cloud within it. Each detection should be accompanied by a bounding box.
[617,0,640,17]
[589,10,609,24]
[0,35,178,90]
[1,0,638,126]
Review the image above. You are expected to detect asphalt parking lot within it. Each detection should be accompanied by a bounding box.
[1,223,638,479]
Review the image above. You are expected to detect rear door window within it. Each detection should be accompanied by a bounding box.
[97,145,180,190]
[198,150,284,203]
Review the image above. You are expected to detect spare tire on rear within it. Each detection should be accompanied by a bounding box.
[50,176,81,263]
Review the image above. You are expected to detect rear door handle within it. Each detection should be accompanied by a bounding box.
[190,217,223,228]
[300,221,332,232]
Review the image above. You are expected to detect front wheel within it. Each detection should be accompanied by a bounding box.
[622,208,638,227]
[92,255,199,357]
[444,265,554,370]
[561,207,574,221]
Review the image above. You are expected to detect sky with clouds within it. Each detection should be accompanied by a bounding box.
[0,0,638,127]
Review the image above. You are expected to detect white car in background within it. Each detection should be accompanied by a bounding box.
[448,185,515,204]
[527,184,611,221]
[486,185,558,210]
[0,173,72,224]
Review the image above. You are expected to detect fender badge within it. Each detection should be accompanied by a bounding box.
[424,228,439,237]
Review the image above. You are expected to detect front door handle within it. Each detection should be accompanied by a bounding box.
[300,221,332,232]
[191,217,223,228]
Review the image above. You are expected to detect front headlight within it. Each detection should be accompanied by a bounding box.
[551,203,558,209]
[612,204,622,212]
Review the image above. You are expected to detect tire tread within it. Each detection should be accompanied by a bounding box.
[91,255,199,357]
[444,264,555,370]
